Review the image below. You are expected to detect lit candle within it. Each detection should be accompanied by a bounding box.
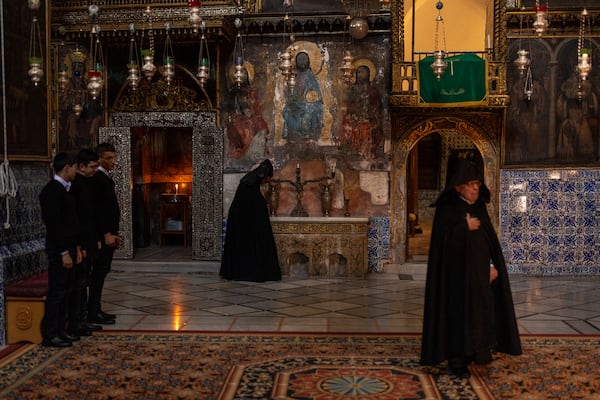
[175,183,179,195]
[296,163,300,169]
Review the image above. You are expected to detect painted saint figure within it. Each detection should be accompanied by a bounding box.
[556,75,598,162]
[224,69,269,160]
[282,51,324,142]
[339,65,383,158]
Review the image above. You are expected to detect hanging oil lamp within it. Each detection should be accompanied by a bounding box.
[188,0,202,33]
[161,23,175,84]
[196,22,210,88]
[532,1,548,36]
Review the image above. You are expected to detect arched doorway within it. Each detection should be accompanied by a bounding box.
[390,113,502,264]
[406,132,484,261]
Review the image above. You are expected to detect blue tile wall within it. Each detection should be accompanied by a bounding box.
[500,169,600,276]
[368,216,390,272]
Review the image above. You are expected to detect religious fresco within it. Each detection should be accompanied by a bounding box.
[505,38,600,166]
[221,37,391,171]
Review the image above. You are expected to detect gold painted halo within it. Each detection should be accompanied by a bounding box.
[352,58,376,82]
[287,41,323,75]
[228,61,255,85]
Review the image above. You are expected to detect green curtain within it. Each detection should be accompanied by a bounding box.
[417,53,487,106]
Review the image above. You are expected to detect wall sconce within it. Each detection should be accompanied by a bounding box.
[196,21,210,88]
[577,8,591,82]
[430,1,447,80]
[127,23,141,91]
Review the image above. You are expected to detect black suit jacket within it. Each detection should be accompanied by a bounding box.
[91,170,120,237]
[39,179,80,252]
[71,173,98,250]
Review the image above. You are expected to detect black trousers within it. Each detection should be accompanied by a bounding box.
[42,247,75,340]
[87,245,114,315]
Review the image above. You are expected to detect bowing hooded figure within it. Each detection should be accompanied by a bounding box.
[420,157,522,377]
[220,159,281,282]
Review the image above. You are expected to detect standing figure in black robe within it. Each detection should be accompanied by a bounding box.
[220,159,281,282]
[420,158,522,377]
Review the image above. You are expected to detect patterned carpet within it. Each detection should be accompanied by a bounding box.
[0,332,598,399]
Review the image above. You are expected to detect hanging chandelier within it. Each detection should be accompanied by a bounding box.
[532,0,548,36]
[430,1,447,80]
[27,0,44,87]
[196,21,210,88]
[577,8,591,82]
[127,23,141,90]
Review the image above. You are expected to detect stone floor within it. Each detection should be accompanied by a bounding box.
[99,246,600,335]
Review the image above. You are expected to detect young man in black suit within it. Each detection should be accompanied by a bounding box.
[69,148,103,336]
[87,142,121,325]
[39,152,82,347]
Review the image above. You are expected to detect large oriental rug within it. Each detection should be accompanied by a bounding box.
[0,332,598,399]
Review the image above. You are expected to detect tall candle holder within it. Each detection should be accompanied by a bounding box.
[271,164,334,217]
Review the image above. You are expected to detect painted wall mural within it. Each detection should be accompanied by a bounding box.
[505,38,600,166]
[222,37,391,171]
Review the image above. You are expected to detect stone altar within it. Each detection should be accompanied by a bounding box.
[271,217,369,278]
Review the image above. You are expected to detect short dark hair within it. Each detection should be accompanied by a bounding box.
[96,142,116,156]
[53,151,77,173]
[77,148,99,165]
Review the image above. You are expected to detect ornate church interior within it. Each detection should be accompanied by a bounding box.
[0,0,599,350]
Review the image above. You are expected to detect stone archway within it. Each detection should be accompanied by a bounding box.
[390,114,502,264]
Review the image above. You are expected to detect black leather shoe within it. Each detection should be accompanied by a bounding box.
[71,327,93,337]
[87,313,116,325]
[100,311,116,320]
[42,336,73,348]
[60,333,81,342]
[450,366,471,378]
[84,322,103,331]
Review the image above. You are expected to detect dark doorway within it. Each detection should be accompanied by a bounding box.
[131,127,193,259]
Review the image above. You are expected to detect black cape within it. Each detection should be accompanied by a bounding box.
[220,161,281,282]
[420,190,522,366]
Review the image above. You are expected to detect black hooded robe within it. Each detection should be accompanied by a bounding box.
[420,185,522,367]
[220,160,281,282]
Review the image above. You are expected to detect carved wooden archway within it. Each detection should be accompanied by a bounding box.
[390,110,503,264]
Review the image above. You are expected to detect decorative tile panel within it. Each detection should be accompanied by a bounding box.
[368,216,390,272]
[500,169,600,275]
